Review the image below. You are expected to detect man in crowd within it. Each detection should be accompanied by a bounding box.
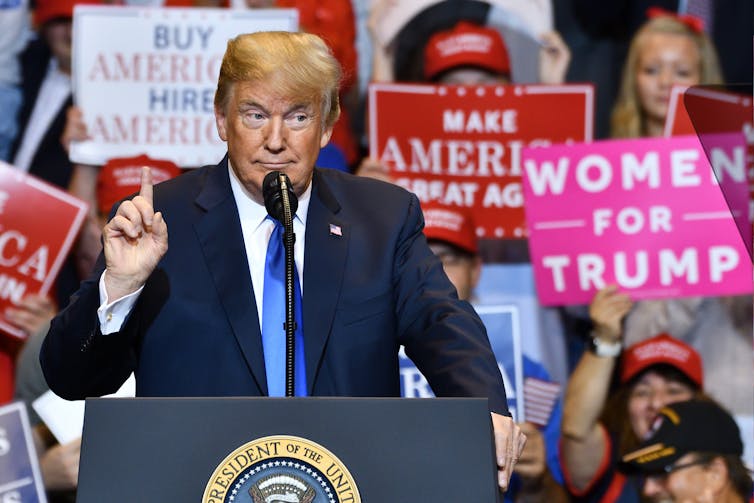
[10,0,100,308]
[621,399,753,503]
[11,0,98,189]
[40,30,524,491]
[422,19,570,86]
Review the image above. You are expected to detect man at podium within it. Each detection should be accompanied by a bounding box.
[40,30,525,491]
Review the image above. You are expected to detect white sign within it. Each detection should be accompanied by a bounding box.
[32,374,136,445]
[71,6,298,167]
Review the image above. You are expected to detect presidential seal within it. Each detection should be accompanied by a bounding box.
[203,435,361,503]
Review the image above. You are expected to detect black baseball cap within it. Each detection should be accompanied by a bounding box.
[621,399,743,474]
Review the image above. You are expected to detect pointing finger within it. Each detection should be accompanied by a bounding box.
[132,196,154,230]
[139,166,154,206]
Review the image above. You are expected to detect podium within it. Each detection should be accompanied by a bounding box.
[77,397,502,502]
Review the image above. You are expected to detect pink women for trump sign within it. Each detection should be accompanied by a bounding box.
[522,134,752,305]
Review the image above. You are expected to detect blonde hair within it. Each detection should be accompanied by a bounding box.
[214,31,341,129]
[610,16,723,139]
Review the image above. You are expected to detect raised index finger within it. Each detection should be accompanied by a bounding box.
[139,166,154,206]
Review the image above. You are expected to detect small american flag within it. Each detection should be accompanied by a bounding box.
[329,223,342,236]
[523,377,561,427]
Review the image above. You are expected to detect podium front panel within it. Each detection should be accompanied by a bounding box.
[77,397,501,502]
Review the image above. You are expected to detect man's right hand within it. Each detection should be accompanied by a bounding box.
[103,167,168,301]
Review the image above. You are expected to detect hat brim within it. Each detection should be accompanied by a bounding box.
[621,356,703,389]
[620,443,685,475]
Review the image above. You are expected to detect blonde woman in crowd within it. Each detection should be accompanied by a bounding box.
[610,8,723,139]
[609,7,753,432]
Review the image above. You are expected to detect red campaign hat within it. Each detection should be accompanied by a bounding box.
[97,155,182,215]
[620,333,703,388]
[421,202,478,255]
[423,21,510,81]
[34,0,101,27]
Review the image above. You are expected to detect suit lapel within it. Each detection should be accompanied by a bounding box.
[303,170,349,393]
[193,158,268,394]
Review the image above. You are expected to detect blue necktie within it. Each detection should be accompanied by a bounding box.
[261,219,307,396]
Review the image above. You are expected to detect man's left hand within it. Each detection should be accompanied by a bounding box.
[491,412,527,492]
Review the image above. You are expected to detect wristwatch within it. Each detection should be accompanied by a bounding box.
[590,335,622,357]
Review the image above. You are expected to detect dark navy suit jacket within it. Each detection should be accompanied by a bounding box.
[41,159,509,415]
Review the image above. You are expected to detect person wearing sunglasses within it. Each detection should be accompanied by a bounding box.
[621,399,752,503]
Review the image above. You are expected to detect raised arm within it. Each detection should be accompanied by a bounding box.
[102,167,168,300]
[367,0,397,82]
[41,167,169,399]
[537,30,571,85]
[560,285,632,491]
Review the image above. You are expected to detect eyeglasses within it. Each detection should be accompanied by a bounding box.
[645,458,710,481]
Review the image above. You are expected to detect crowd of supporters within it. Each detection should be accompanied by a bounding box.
[0,1,751,502]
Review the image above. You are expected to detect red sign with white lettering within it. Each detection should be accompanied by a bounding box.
[0,164,88,339]
[665,85,754,257]
[369,83,593,238]
[665,85,752,139]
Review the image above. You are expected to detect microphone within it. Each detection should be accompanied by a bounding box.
[261,171,298,397]
[262,171,298,225]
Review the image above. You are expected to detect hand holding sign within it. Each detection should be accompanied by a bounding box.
[103,167,168,301]
[589,285,633,343]
[61,106,90,155]
[538,31,571,85]
[4,294,56,337]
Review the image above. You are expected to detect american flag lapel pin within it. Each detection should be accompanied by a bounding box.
[329,223,342,237]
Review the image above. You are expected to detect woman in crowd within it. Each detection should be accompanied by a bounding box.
[610,8,722,139]
[560,286,711,502]
[608,7,753,427]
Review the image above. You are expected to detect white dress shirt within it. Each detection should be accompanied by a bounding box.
[231,164,309,330]
[97,162,310,334]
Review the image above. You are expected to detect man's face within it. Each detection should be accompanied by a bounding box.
[642,453,719,502]
[43,19,73,73]
[428,242,481,301]
[215,80,333,204]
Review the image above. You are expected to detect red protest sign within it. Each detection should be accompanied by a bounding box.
[665,85,754,229]
[665,85,752,138]
[0,164,88,339]
[369,83,593,238]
